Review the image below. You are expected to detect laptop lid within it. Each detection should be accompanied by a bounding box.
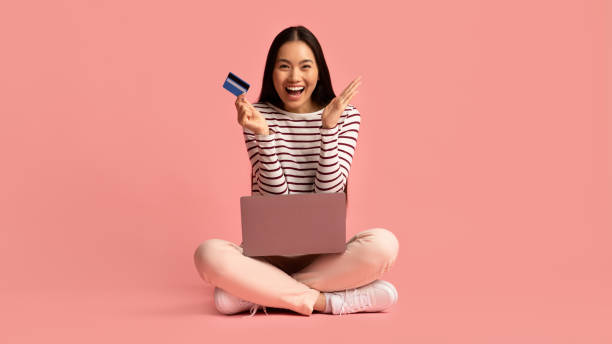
[240,193,346,257]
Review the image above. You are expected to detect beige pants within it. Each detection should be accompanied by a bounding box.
[194,228,399,315]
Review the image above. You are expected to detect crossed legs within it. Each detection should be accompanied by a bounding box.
[193,228,399,316]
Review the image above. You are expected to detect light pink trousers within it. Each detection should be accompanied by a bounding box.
[193,228,399,316]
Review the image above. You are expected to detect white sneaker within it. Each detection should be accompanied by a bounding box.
[328,280,398,315]
[213,287,268,317]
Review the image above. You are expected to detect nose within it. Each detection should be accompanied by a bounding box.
[288,68,301,82]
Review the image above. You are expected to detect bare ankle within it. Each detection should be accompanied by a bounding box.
[313,292,326,312]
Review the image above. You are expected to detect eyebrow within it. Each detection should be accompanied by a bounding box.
[277,58,313,64]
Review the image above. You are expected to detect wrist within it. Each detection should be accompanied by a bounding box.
[254,127,270,135]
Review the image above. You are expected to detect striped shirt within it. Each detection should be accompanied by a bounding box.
[244,101,361,195]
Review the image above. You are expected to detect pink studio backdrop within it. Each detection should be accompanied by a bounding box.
[1,0,610,343]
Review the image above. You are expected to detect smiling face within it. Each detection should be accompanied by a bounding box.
[272,41,320,113]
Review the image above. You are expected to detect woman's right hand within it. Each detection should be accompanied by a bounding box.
[235,94,269,135]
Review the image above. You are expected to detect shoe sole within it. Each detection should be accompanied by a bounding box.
[214,287,250,315]
[214,287,264,316]
[373,280,398,304]
[213,287,232,314]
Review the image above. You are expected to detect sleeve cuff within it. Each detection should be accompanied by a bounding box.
[254,133,275,140]
[254,133,276,148]
[320,125,339,135]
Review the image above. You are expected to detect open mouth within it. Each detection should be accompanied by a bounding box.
[285,86,305,99]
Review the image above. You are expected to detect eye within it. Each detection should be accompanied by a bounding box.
[279,64,289,69]
[302,65,311,69]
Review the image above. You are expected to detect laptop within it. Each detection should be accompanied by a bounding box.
[240,192,347,257]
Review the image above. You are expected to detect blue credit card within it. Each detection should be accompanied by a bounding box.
[223,72,250,96]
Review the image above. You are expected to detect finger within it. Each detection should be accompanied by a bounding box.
[238,92,249,101]
[245,100,259,114]
[237,109,246,125]
[241,96,252,107]
[339,81,353,98]
[346,76,362,90]
[339,87,352,103]
[341,87,359,106]
[237,103,248,120]
[244,98,256,111]
[236,95,249,110]
[325,97,338,111]
[339,76,361,99]
[344,90,358,105]
[236,94,245,105]
[343,78,362,99]
[237,101,247,114]
[347,81,361,98]
[239,102,249,114]
[345,77,361,96]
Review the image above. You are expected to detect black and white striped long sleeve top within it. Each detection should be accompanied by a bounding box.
[244,102,360,195]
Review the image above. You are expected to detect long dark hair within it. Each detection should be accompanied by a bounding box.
[256,26,351,207]
[258,26,336,109]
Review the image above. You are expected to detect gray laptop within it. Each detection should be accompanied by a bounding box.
[240,193,347,257]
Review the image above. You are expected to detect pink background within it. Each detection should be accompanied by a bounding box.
[1,0,610,343]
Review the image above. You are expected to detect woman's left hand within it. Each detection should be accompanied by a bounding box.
[321,76,362,129]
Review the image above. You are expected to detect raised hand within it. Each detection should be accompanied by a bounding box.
[235,94,269,135]
[321,76,362,129]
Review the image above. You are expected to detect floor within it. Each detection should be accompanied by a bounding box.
[3,254,610,343]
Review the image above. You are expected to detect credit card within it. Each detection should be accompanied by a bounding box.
[223,72,250,96]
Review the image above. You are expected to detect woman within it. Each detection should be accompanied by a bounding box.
[194,26,399,317]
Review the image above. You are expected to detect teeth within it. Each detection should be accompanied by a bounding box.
[286,86,304,91]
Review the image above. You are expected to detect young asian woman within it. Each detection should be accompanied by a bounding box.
[194,26,399,317]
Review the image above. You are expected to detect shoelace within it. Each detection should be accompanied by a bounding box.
[244,304,268,318]
[337,287,372,316]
